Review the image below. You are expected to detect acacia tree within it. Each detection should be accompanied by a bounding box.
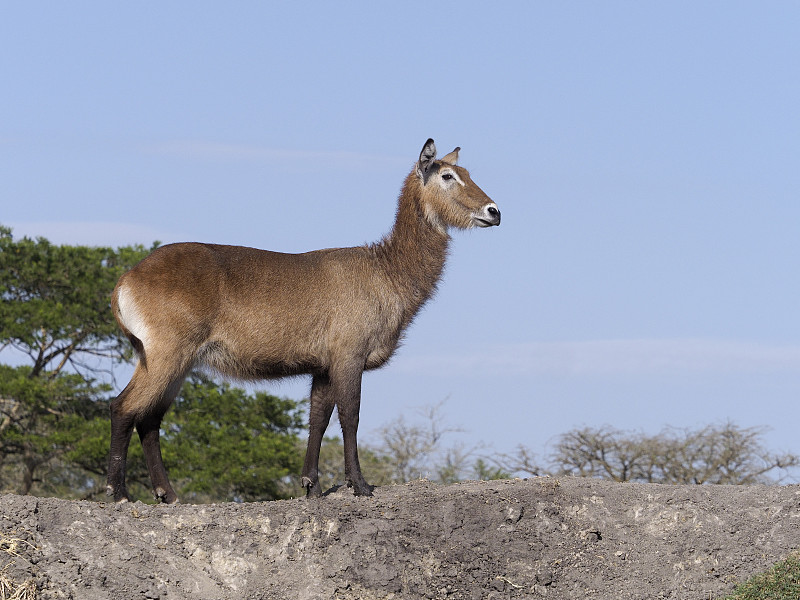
[0,226,150,377]
[0,227,307,502]
[545,423,798,484]
[0,365,108,495]
[0,226,152,496]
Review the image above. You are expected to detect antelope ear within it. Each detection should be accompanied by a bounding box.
[441,147,460,165]
[416,138,437,182]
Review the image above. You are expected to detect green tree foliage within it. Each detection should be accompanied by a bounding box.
[38,374,308,503]
[0,225,152,376]
[0,226,151,497]
[0,364,110,496]
[157,375,305,502]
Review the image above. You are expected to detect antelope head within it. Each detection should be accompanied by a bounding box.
[415,138,501,232]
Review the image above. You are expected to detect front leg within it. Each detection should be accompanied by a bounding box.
[334,365,373,497]
[301,373,335,498]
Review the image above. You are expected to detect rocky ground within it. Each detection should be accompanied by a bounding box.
[1,477,799,599]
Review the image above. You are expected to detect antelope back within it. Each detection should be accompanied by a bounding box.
[415,139,501,231]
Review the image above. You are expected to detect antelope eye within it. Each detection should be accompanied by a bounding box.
[442,173,454,181]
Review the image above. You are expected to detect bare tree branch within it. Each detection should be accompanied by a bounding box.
[547,423,798,485]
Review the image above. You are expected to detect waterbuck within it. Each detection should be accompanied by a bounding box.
[106,138,500,503]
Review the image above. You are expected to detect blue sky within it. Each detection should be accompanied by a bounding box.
[3,3,799,466]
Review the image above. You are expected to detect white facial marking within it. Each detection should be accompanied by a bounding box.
[471,201,501,228]
[440,168,466,187]
[116,285,150,350]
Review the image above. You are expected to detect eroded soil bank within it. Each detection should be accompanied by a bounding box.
[2,478,799,599]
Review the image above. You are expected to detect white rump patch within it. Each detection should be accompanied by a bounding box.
[116,285,150,350]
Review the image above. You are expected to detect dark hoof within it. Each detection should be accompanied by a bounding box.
[106,484,131,504]
[303,477,323,499]
[154,487,179,504]
[348,479,374,497]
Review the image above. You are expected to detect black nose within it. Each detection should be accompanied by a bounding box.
[487,205,501,225]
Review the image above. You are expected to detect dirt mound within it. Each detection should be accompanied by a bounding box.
[2,478,799,599]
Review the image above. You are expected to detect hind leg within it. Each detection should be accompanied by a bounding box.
[136,371,187,503]
[107,359,189,503]
[107,383,137,502]
[137,407,178,504]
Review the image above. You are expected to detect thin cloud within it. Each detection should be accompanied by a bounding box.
[148,140,407,169]
[395,339,800,377]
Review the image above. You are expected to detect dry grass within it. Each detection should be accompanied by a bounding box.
[0,535,36,600]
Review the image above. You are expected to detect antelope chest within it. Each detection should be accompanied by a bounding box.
[362,311,406,371]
